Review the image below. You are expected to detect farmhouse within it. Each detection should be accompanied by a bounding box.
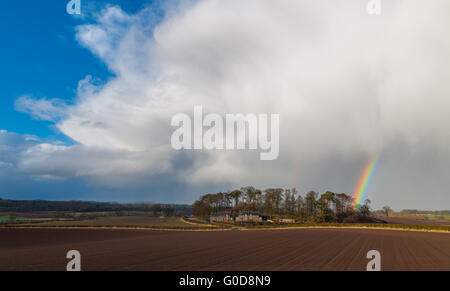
[210,211,233,222]
[235,212,262,223]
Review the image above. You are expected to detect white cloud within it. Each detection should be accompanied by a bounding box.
[15,95,67,121]
[17,144,172,179]
[11,0,450,208]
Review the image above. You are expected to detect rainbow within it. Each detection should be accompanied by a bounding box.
[353,153,381,208]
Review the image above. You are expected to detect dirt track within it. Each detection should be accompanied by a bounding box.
[0,228,448,271]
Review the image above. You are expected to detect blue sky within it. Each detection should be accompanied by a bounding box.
[0,1,449,209]
[0,0,182,202]
[0,1,156,140]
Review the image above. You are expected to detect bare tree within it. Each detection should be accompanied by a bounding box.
[382,206,393,217]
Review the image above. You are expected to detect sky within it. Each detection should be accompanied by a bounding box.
[0,0,449,210]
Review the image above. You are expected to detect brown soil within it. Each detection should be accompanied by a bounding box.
[0,228,448,271]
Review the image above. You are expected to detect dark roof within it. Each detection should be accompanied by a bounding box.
[211,211,232,217]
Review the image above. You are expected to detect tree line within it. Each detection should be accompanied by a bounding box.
[0,198,191,216]
[193,186,372,223]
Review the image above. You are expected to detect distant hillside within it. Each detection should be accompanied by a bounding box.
[0,198,192,215]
